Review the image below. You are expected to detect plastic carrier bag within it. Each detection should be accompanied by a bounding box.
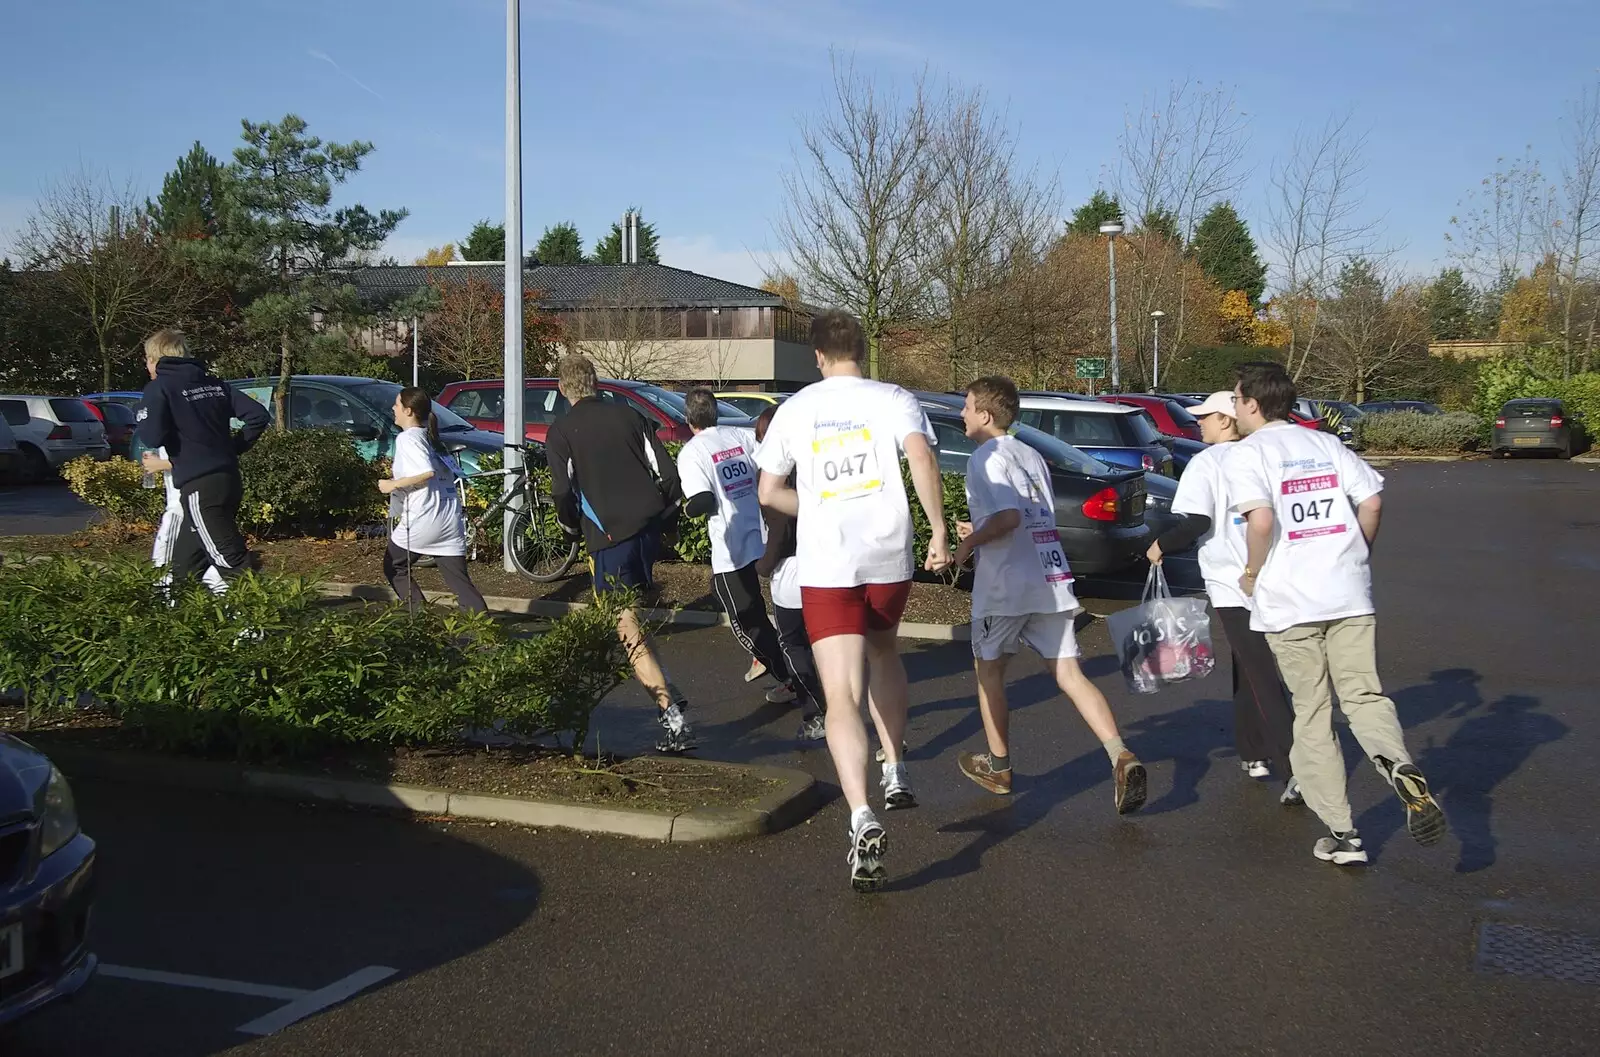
[1104,565,1216,694]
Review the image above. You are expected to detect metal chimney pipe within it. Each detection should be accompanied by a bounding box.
[620,211,628,263]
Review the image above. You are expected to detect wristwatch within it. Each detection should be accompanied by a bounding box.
[1242,566,1259,580]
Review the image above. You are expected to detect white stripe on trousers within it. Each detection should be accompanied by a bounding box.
[711,570,760,658]
[187,490,235,569]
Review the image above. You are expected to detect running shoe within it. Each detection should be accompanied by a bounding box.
[1313,830,1368,866]
[765,683,797,705]
[848,818,887,892]
[744,657,767,683]
[880,764,917,810]
[796,711,827,741]
[1113,751,1147,815]
[1385,761,1447,847]
[655,702,695,754]
[1241,759,1271,779]
[957,751,1013,795]
[874,741,907,764]
[1280,778,1304,806]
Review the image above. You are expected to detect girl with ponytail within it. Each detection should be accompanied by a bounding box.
[377,387,487,612]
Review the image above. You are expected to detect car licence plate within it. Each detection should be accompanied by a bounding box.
[0,922,21,980]
[1514,437,1541,446]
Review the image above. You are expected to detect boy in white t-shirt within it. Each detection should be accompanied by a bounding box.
[952,376,1146,815]
[142,446,227,594]
[1228,361,1445,867]
[1146,391,1300,805]
[677,388,801,707]
[755,310,950,892]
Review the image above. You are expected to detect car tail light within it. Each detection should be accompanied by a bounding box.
[1495,417,1506,428]
[1551,414,1564,427]
[47,425,71,440]
[1082,487,1119,522]
[1140,454,1156,472]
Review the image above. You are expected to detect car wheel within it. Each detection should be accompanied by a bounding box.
[1558,439,1573,460]
[1491,449,1506,460]
[19,445,51,484]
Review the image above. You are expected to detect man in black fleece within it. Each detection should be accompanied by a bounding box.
[135,329,269,587]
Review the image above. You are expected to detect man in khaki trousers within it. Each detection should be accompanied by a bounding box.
[1225,362,1446,866]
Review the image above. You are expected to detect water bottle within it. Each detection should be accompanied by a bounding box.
[142,470,159,489]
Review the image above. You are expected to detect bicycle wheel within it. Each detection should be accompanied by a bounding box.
[506,504,579,582]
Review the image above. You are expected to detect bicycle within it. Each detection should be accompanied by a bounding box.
[455,442,579,583]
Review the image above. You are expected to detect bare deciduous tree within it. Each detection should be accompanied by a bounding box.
[1447,148,1557,292]
[1114,80,1249,355]
[917,85,1057,388]
[1556,82,1600,378]
[18,169,191,393]
[777,56,936,379]
[1310,259,1430,403]
[1266,115,1382,383]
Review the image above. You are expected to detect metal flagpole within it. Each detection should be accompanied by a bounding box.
[502,0,525,571]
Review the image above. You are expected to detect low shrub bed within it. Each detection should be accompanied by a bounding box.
[0,557,631,760]
[1353,411,1483,454]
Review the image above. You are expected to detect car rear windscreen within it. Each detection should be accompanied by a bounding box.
[1506,401,1559,416]
[49,399,98,422]
[1123,411,1165,445]
[99,402,137,425]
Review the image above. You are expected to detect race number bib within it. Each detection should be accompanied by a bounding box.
[1278,472,1351,542]
[812,426,883,502]
[712,444,755,501]
[1032,528,1072,584]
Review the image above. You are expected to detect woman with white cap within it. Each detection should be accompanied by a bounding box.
[1147,390,1301,806]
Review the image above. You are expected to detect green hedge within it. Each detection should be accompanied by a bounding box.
[64,430,382,538]
[0,557,631,759]
[1474,357,1599,436]
[1352,411,1483,453]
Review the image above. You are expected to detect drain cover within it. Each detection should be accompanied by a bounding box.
[1476,923,1600,984]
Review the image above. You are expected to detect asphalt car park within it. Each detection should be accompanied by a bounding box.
[5,460,1598,1055]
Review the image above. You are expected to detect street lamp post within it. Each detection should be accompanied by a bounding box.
[1100,219,1124,391]
[502,0,524,571]
[1150,310,1165,391]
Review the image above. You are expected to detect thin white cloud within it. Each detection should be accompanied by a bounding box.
[308,49,385,101]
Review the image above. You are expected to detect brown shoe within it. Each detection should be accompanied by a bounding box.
[958,751,1013,795]
[1114,751,1147,815]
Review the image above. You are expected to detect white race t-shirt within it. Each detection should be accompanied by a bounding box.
[1170,442,1251,611]
[754,375,935,588]
[389,428,468,557]
[771,555,801,610]
[1227,421,1385,634]
[965,435,1079,619]
[676,425,766,574]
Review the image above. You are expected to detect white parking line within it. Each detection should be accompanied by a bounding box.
[97,962,397,1036]
[98,964,308,1001]
[236,966,397,1036]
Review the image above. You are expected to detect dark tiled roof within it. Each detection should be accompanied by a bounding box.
[344,263,787,311]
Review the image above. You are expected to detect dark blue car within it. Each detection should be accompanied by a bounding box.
[0,736,96,1027]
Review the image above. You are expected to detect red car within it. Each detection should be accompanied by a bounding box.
[1097,394,1204,441]
[437,378,748,444]
[82,399,138,459]
[1167,393,1324,432]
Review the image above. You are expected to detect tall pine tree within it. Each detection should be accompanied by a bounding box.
[224,114,407,426]
[1421,267,1480,340]
[1190,202,1266,306]
[534,221,586,265]
[460,220,505,262]
[592,209,660,264]
[149,142,232,239]
[1066,190,1122,237]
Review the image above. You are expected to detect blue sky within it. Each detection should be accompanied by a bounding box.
[2,0,1597,288]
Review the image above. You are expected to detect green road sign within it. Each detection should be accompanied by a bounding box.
[1075,357,1107,380]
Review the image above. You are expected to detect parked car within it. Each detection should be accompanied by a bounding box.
[0,416,18,484]
[82,400,138,460]
[0,736,97,1028]
[922,409,1150,575]
[714,391,787,418]
[0,397,110,482]
[1096,394,1204,441]
[1013,395,1176,477]
[129,377,509,475]
[439,378,749,445]
[1493,398,1583,459]
[1359,400,1441,415]
[77,391,143,410]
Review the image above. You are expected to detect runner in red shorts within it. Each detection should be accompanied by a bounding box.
[756,310,949,891]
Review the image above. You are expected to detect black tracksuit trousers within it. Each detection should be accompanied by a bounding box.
[1216,606,1297,781]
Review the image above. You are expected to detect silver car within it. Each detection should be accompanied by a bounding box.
[0,396,110,482]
